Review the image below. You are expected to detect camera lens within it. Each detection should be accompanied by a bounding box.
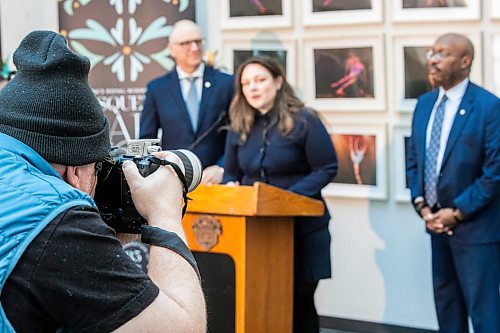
[168,149,203,192]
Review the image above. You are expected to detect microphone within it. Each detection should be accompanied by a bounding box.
[188,110,227,150]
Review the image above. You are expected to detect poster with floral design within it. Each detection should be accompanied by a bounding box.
[59,0,195,146]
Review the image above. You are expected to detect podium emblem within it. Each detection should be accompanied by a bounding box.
[192,215,222,251]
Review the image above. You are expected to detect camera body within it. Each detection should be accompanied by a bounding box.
[94,139,202,234]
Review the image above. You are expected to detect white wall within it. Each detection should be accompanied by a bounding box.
[0,0,58,58]
[2,0,498,331]
[317,199,437,329]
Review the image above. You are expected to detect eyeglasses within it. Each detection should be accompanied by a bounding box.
[425,50,451,61]
[173,39,204,49]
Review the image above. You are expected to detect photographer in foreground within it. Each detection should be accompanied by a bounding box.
[0,30,205,333]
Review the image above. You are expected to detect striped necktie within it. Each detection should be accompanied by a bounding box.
[424,94,448,207]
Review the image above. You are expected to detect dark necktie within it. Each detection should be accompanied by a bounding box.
[424,94,448,207]
[186,76,199,131]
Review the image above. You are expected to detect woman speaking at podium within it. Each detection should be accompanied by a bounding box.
[223,56,338,333]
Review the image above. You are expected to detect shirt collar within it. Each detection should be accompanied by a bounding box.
[438,77,469,103]
[176,62,205,81]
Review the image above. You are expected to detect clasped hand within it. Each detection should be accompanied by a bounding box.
[421,207,457,235]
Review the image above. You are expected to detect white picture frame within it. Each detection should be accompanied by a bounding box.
[304,36,385,112]
[493,34,500,97]
[392,0,480,22]
[323,124,387,200]
[220,0,292,29]
[393,125,412,203]
[393,34,483,112]
[302,0,382,26]
[223,38,296,84]
[492,0,500,19]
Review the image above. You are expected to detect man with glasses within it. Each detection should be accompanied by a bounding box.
[140,20,234,184]
[407,33,499,332]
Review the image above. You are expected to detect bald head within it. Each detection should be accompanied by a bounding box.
[168,20,204,73]
[436,33,474,65]
[428,33,475,90]
[170,20,202,44]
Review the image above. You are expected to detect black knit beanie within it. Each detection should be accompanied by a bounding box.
[0,30,110,166]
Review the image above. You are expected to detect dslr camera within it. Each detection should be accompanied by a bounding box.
[94,139,203,234]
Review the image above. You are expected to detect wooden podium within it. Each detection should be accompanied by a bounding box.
[182,182,324,333]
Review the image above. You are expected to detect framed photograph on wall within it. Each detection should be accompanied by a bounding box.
[392,0,480,22]
[393,34,483,112]
[323,124,387,200]
[304,37,385,111]
[303,0,382,26]
[223,38,296,84]
[393,125,412,202]
[221,0,292,29]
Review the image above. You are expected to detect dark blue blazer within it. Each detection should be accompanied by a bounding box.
[407,82,500,244]
[140,65,234,168]
[223,108,338,282]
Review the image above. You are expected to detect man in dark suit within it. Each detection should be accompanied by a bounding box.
[407,33,499,332]
[140,20,234,184]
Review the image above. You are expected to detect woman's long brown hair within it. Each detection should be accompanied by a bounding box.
[229,56,304,142]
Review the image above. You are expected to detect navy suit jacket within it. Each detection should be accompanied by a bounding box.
[407,82,500,244]
[140,65,234,168]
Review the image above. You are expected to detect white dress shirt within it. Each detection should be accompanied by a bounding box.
[176,62,205,104]
[425,77,469,175]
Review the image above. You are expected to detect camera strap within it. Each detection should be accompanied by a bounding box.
[141,225,200,280]
[152,157,191,217]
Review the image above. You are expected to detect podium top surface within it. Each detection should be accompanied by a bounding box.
[186,182,324,217]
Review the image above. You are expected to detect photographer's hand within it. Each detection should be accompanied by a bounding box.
[118,151,206,333]
[122,152,185,240]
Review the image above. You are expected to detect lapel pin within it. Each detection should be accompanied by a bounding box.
[459,109,466,116]
[204,81,211,89]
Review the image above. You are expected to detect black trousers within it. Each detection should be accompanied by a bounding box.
[293,281,319,333]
